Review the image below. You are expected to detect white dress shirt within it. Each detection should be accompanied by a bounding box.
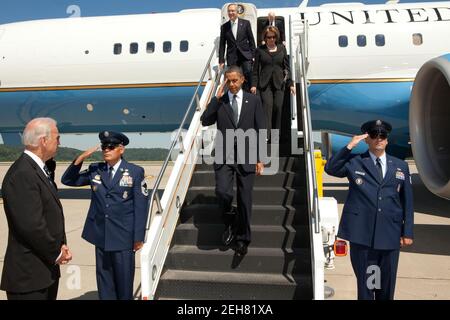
[231,18,238,39]
[108,159,122,179]
[369,151,387,178]
[228,89,243,122]
[24,150,49,177]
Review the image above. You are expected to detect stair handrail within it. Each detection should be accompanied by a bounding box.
[297,19,321,233]
[140,38,223,300]
[145,42,220,235]
[292,16,321,234]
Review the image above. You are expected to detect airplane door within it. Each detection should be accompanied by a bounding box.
[221,3,257,43]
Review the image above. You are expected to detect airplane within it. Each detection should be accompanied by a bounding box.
[0,1,449,198]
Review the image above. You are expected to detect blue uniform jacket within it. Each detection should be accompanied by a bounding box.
[61,159,149,251]
[325,147,414,250]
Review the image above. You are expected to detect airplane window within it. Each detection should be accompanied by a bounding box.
[180,41,189,52]
[357,35,367,47]
[130,42,139,54]
[338,36,348,47]
[375,34,385,47]
[147,42,155,53]
[412,33,423,46]
[163,41,172,53]
[114,43,122,55]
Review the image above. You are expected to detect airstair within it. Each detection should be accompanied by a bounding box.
[140,13,332,300]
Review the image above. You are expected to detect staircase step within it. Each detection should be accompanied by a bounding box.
[180,203,309,226]
[173,223,310,249]
[190,171,307,188]
[185,186,308,206]
[166,245,311,274]
[195,156,306,173]
[156,269,312,300]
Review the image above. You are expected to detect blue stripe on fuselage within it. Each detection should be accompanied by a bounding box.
[0,80,414,157]
[0,86,203,133]
[308,80,413,157]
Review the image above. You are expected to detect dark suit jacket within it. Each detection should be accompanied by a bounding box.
[325,147,414,250]
[61,159,149,251]
[201,91,266,173]
[219,18,256,65]
[259,19,286,45]
[252,44,292,90]
[1,153,66,293]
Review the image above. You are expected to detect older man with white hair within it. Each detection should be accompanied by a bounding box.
[1,117,72,300]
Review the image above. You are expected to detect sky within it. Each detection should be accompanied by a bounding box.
[0,0,440,149]
[0,0,439,24]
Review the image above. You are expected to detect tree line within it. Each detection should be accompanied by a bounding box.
[0,145,169,162]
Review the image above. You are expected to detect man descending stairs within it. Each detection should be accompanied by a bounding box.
[155,154,313,300]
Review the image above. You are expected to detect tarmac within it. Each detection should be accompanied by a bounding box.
[0,161,449,300]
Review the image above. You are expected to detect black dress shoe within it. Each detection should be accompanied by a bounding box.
[236,241,248,256]
[222,225,235,246]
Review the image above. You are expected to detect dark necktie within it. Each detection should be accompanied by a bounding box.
[43,165,52,178]
[109,166,114,181]
[43,165,57,189]
[376,158,383,180]
[231,94,239,125]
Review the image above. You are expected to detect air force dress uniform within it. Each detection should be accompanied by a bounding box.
[325,120,414,300]
[61,131,149,300]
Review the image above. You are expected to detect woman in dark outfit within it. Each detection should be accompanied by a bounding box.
[251,26,295,142]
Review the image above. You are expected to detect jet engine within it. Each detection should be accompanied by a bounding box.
[410,55,450,200]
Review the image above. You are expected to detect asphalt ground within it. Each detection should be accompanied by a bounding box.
[0,161,448,300]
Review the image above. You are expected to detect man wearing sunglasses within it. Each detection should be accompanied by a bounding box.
[61,131,149,300]
[325,120,414,300]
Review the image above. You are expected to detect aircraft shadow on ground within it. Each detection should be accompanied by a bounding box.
[324,174,449,219]
[401,224,450,256]
[56,188,164,200]
[324,175,450,256]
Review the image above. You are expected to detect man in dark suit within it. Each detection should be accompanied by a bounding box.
[258,12,286,46]
[61,131,149,300]
[1,117,71,300]
[201,66,266,256]
[325,120,414,300]
[219,3,256,91]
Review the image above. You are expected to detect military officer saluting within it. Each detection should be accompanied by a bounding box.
[61,131,149,300]
[325,120,414,300]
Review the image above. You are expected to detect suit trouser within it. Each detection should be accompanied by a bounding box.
[229,51,253,91]
[215,164,255,244]
[350,242,400,300]
[95,247,135,300]
[260,82,284,141]
[6,279,59,300]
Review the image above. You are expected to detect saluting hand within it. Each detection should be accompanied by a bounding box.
[250,86,257,95]
[347,134,368,150]
[74,145,100,165]
[216,79,228,99]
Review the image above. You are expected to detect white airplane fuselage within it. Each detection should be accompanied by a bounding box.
[0,2,449,158]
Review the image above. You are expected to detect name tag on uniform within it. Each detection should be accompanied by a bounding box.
[355,171,366,176]
[396,171,405,180]
[92,174,102,184]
